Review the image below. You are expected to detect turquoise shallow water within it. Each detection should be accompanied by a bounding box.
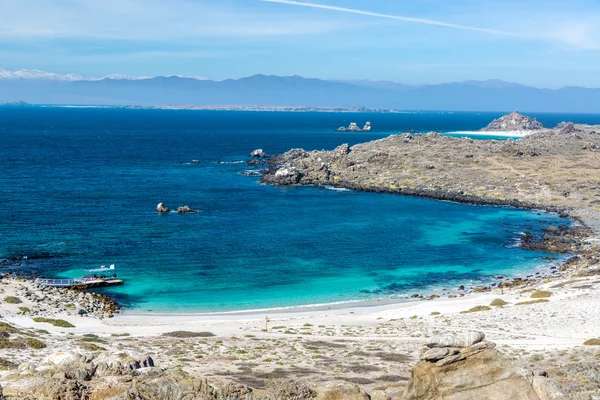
[0,107,578,312]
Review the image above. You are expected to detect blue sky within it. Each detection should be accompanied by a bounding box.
[2,0,600,87]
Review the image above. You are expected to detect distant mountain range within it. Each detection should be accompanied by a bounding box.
[1,69,600,113]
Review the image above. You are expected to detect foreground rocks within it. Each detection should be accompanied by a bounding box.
[407,332,564,400]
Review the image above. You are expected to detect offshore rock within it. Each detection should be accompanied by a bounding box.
[250,149,268,158]
[481,111,544,132]
[155,202,170,213]
[176,205,197,213]
[337,122,371,132]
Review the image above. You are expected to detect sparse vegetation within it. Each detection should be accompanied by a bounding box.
[23,338,46,349]
[4,296,22,304]
[583,338,600,346]
[32,317,75,328]
[79,342,106,351]
[530,290,552,299]
[162,331,215,338]
[490,298,508,307]
[18,306,31,313]
[462,305,492,313]
[516,299,550,306]
[0,322,20,337]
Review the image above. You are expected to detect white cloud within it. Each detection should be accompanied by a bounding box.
[0,0,350,40]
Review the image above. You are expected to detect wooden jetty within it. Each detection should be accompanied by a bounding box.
[35,277,124,289]
[35,264,124,289]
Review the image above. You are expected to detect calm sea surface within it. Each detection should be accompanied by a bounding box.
[2,108,595,312]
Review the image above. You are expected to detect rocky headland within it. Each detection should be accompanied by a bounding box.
[261,113,600,230]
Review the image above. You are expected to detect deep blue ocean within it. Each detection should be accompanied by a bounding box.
[2,107,597,312]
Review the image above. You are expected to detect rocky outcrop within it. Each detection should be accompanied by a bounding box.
[337,122,372,132]
[250,149,269,158]
[156,202,170,213]
[26,283,120,318]
[259,119,600,237]
[261,166,302,185]
[316,383,370,400]
[520,225,594,254]
[176,205,197,213]
[405,332,565,400]
[481,111,544,131]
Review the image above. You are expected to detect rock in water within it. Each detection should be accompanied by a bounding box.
[250,149,268,158]
[176,205,197,213]
[363,121,371,131]
[481,111,544,132]
[156,202,170,213]
[426,332,485,348]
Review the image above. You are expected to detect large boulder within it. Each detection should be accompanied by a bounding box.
[426,332,485,348]
[316,383,370,400]
[481,111,544,132]
[405,332,565,400]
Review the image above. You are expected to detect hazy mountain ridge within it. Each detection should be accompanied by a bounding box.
[2,72,600,112]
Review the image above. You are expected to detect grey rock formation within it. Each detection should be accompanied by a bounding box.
[176,205,197,213]
[481,111,544,131]
[250,149,268,158]
[156,202,170,213]
[406,333,565,400]
[426,331,485,348]
[337,122,372,132]
[261,166,302,185]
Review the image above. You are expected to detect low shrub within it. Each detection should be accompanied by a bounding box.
[490,298,508,307]
[79,342,106,351]
[32,317,75,328]
[583,338,600,346]
[530,291,552,299]
[4,296,22,304]
[0,357,17,370]
[162,331,215,338]
[464,306,492,313]
[0,322,20,337]
[23,338,46,349]
[18,307,31,313]
[516,299,550,306]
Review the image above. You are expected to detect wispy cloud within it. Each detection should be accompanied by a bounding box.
[263,0,515,36]
[0,0,350,40]
[263,0,600,50]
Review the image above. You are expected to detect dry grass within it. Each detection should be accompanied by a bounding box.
[530,291,553,299]
[516,299,550,306]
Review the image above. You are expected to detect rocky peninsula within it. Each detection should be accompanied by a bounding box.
[261,113,600,230]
